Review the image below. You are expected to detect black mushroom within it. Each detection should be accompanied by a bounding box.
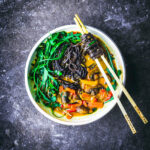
[61,91,70,104]
[61,80,80,90]
[53,44,87,81]
[82,33,104,59]
[87,84,105,95]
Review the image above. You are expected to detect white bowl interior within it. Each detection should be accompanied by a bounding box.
[25,25,126,125]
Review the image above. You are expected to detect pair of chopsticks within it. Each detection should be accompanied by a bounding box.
[74,14,148,134]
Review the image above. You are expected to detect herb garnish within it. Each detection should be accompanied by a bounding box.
[29,31,81,109]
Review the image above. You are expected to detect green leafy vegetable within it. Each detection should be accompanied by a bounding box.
[54,70,63,76]
[101,43,122,92]
[117,69,122,76]
[51,96,57,102]
[89,40,96,46]
[42,68,48,85]
[28,31,81,109]
[102,44,115,72]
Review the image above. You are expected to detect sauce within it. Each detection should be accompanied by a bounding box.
[54,34,118,118]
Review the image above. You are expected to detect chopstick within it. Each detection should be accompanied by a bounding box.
[74,14,137,134]
[74,17,84,34]
[101,55,148,124]
[75,14,88,34]
[75,14,148,124]
[95,59,136,134]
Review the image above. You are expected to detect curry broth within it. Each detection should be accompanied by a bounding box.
[54,34,118,117]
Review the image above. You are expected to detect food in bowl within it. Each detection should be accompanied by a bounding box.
[28,30,122,120]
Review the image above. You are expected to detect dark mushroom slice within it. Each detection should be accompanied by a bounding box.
[61,91,70,104]
[61,80,80,90]
[82,33,104,59]
[55,44,88,81]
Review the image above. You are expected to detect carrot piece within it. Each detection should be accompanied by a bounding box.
[100,89,106,93]
[73,31,79,34]
[65,88,76,95]
[82,93,91,98]
[66,108,76,113]
[59,86,64,93]
[66,114,72,119]
[88,102,104,108]
[104,91,113,102]
[98,89,107,100]
[66,101,82,109]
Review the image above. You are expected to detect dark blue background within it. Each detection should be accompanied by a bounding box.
[0,0,150,150]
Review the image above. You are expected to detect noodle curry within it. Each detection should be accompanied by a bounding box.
[29,31,121,119]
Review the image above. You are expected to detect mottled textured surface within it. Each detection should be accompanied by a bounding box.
[0,0,150,150]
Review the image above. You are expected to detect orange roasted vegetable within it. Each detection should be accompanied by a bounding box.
[99,77,106,86]
[104,91,113,102]
[80,79,98,87]
[82,93,91,99]
[65,88,76,95]
[98,89,107,100]
[66,113,72,119]
[66,108,76,113]
[59,85,64,93]
[63,101,82,109]
[81,93,97,102]
[88,102,104,108]
[69,101,82,109]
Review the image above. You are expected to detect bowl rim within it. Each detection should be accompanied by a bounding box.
[25,24,126,126]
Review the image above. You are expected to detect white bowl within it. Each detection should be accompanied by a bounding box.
[25,25,126,125]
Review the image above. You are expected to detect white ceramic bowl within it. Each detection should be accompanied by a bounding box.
[25,25,126,125]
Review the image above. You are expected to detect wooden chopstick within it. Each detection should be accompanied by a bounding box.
[74,18,84,34]
[74,14,136,134]
[75,14,88,34]
[101,55,148,124]
[95,59,136,134]
[75,14,148,124]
